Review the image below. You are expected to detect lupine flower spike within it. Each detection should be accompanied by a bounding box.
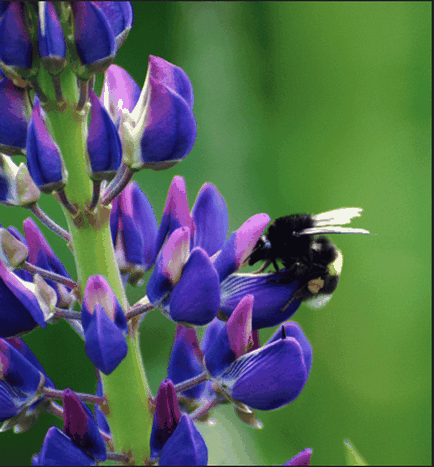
[0,3,374,465]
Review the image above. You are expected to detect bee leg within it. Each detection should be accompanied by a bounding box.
[280,286,307,311]
[272,260,280,273]
[253,260,272,274]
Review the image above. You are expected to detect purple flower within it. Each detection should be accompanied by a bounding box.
[62,389,107,462]
[150,378,182,461]
[155,176,228,258]
[0,72,30,156]
[37,1,67,74]
[147,227,220,326]
[72,2,132,74]
[110,182,158,285]
[23,218,73,306]
[212,321,312,411]
[87,90,122,180]
[2,337,55,433]
[81,275,128,375]
[0,3,32,71]
[26,100,68,194]
[167,326,207,400]
[32,426,96,466]
[102,56,197,170]
[0,257,55,338]
[0,337,51,426]
[204,294,254,378]
[159,414,208,466]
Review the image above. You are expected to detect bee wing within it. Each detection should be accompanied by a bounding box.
[297,226,371,236]
[304,293,333,309]
[312,207,363,226]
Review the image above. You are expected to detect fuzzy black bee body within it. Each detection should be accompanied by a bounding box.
[248,208,370,307]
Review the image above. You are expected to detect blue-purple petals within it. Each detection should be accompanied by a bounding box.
[215,322,312,411]
[204,294,254,378]
[72,2,116,73]
[108,56,196,170]
[0,75,29,155]
[110,182,158,284]
[62,389,107,462]
[92,2,133,52]
[220,271,302,330]
[159,414,208,466]
[0,257,53,338]
[155,176,229,263]
[32,426,96,466]
[167,326,206,400]
[87,90,122,180]
[23,218,73,305]
[147,227,220,326]
[0,2,32,71]
[26,101,67,194]
[0,338,45,424]
[81,275,127,374]
[37,2,66,73]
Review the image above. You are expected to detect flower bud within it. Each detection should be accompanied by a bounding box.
[0,74,30,156]
[110,182,158,285]
[38,2,67,75]
[87,90,122,180]
[26,101,68,193]
[150,379,182,461]
[0,3,33,80]
[63,389,107,462]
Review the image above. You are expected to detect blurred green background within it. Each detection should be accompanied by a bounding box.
[1,2,431,465]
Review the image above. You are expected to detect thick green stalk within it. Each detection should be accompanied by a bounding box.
[40,65,153,463]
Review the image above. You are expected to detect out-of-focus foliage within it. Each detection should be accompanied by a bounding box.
[1,3,430,465]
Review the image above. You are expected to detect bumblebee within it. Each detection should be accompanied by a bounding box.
[248,208,371,308]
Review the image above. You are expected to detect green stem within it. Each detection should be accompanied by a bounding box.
[40,64,153,463]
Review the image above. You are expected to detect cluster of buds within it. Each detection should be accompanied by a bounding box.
[0,2,370,465]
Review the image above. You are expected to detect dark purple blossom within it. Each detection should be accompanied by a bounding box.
[150,379,182,461]
[62,389,107,462]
